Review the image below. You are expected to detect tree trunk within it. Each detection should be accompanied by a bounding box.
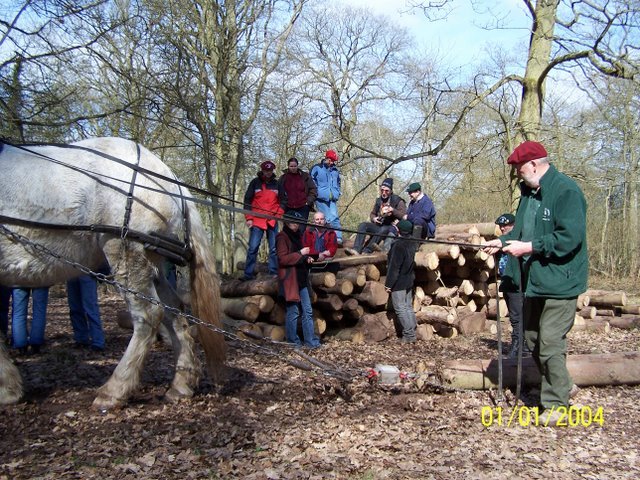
[220,278,278,297]
[438,352,640,390]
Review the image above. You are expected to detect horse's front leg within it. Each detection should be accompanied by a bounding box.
[92,299,162,410]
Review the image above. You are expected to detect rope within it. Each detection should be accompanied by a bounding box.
[1,140,505,392]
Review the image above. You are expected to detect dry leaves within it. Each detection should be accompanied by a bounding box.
[1,292,639,479]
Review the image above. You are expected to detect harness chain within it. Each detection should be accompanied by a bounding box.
[1,141,500,392]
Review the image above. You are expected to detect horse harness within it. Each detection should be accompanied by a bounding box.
[0,140,193,266]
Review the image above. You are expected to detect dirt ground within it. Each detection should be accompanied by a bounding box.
[1,288,639,480]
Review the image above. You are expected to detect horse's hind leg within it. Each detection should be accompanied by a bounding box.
[154,275,201,402]
[0,339,23,405]
[93,246,162,410]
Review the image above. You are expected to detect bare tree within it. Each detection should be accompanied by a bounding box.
[0,0,131,141]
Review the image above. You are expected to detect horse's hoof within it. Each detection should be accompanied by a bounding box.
[165,386,194,403]
[92,393,125,411]
[0,392,22,405]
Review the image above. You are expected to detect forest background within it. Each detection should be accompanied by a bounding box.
[1,0,639,291]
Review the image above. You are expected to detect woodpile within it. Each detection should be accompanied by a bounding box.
[220,223,640,343]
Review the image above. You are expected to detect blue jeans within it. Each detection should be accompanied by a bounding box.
[0,285,11,337]
[354,223,396,253]
[391,289,417,340]
[67,275,105,349]
[244,225,278,279]
[285,287,320,348]
[315,200,342,243]
[11,287,49,349]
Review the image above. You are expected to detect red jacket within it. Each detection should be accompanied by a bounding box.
[276,230,309,302]
[277,169,317,210]
[243,173,283,230]
[302,228,338,258]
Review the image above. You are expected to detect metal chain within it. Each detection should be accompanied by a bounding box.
[0,224,357,381]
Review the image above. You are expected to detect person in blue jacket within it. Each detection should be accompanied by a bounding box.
[310,149,342,245]
[405,182,436,239]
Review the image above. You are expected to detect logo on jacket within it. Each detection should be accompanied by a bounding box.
[542,207,551,221]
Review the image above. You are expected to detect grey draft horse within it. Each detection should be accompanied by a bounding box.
[0,137,225,409]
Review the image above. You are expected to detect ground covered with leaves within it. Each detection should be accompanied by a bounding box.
[1,288,639,479]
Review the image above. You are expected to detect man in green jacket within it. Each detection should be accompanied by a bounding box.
[484,141,588,426]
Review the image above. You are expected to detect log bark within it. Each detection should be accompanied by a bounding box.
[355,311,395,342]
[314,293,344,311]
[614,305,640,315]
[220,297,261,322]
[269,303,285,325]
[608,315,640,330]
[570,317,610,333]
[415,251,439,270]
[332,328,365,343]
[416,305,455,325]
[244,294,276,314]
[309,272,336,288]
[576,294,590,309]
[585,289,627,307]
[363,264,381,282]
[319,278,354,296]
[485,298,508,320]
[355,281,389,308]
[256,322,285,341]
[337,267,366,287]
[438,352,640,389]
[416,323,434,341]
[220,278,278,297]
[329,252,387,267]
[455,311,487,335]
[595,309,615,317]
[418,242,460,260]
[435,222,499,237]
[577,306,597,320]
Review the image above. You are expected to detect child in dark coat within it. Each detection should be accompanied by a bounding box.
[384,220,418,343]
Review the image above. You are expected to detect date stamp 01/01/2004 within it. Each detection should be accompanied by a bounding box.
[480,405,605,428]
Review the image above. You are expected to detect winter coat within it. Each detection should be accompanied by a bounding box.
[385,234,418,291]
[243,173,283,230]
[302,228,338,258]
[500,164,588,299]
[370,194,407,225]
[278,169,317,210]
[276,227,310,302]
[310,161,341,202]
[406,193,437,238]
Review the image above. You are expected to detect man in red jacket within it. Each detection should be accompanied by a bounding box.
[242,160,284,281]
[277,157,317,233]
[302,212,338,261]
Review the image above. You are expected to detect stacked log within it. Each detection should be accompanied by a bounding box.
[220,223,638,343]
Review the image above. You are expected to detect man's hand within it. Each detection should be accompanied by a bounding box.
[300,247,310,255]
[482,238,502,255]
[385,287,391,293]
[502,240,533,258]
[246,219,253,228]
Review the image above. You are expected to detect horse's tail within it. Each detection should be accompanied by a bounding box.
[186,203,227,382]
[0,338,23,405]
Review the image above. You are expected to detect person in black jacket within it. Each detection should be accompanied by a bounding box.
[345,178,406,255]
[384,220,418,343]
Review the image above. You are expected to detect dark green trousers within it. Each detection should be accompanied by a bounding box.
[524,296,577,409]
